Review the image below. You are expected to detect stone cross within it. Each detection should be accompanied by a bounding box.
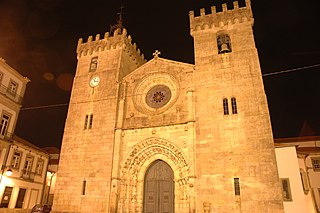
[153,50,161,59]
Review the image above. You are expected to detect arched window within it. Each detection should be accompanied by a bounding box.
[223,98,229,115]
[217,33,232,54]
[231,97,237,114]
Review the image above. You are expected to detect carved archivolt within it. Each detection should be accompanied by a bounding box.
[121,137,189,181]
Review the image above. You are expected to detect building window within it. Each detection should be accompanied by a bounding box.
[223,98,229,115]
[15,188,26,208]
[217,33,232,54]
[11,151,22,169]
[0,186,13,208]
[312,158,320,172]
[23,155,34,175]
[300,169,309,194]
[88,114,93,129]
[231,97,238,114]
[84,114,93,129]
[0,113,10,137]
[82,180,87,195]
[7,80,18,96]
[36,159,44,175]
[281,178,293,202]
[234,178,240,195]
[89,57,98,72]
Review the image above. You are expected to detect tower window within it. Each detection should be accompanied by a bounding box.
[84,114,93,129]
[82,180,87,195]
[223,98,229,115]
[217,33,232,54]
[234,178,240,195]
[89,57,98,72]
[88,114,93,129]
[231,97,238,114]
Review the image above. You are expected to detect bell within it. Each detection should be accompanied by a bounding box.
[220,43,230,53]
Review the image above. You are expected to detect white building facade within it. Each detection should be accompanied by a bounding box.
[275,136,320,213]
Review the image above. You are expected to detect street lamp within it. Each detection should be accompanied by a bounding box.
[5,168,12,176]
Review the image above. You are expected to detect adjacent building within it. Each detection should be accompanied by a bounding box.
[275,136,320,213]
[52,1,285,212]
[0,136,49,210]
[0,58,29,140]
[0,58,50,212]
[42,147,60,206]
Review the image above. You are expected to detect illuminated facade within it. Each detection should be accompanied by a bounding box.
[0,136,49,210]
[53,1,285,212]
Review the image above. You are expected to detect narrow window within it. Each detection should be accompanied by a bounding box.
[281,178,293,201]
[223,98,229,115]
[0,186,13,208]
[217,33,232,54]
[15,188,26,208]
[0,114,10,137]
[36,159,44,175]
[82,180,87,195]
[7,80,18,96]
[231,97,238,114]
[88,114,93,129]
[11,151,22,169]
[312,158,320,172]
[234,178,240,195]
[89,57,98,72]
[84,115,89,129]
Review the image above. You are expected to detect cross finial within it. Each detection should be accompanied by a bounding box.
[153,50,161,59]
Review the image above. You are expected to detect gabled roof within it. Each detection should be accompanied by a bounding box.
[123,57,194,80]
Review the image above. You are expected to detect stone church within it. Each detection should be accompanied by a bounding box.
[52,1,285,212]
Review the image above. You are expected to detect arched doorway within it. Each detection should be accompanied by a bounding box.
[143,160,174,213]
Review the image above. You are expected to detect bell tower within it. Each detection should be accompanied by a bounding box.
[52,28,145,212]
[190,0,285,212]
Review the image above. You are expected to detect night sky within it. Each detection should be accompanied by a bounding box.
[0,0,320,148]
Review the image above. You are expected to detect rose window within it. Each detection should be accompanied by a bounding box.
[146,85,172,109]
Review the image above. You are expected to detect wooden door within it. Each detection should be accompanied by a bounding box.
[144,160,174,213]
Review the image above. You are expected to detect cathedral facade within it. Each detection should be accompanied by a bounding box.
[52,1,285,212]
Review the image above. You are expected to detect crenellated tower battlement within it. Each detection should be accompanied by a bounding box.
[77,28,146,66]
[189,0,253,33]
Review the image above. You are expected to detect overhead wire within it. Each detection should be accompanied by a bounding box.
[20,62,320,111]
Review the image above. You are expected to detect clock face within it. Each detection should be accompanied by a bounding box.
[90,76,100,87]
